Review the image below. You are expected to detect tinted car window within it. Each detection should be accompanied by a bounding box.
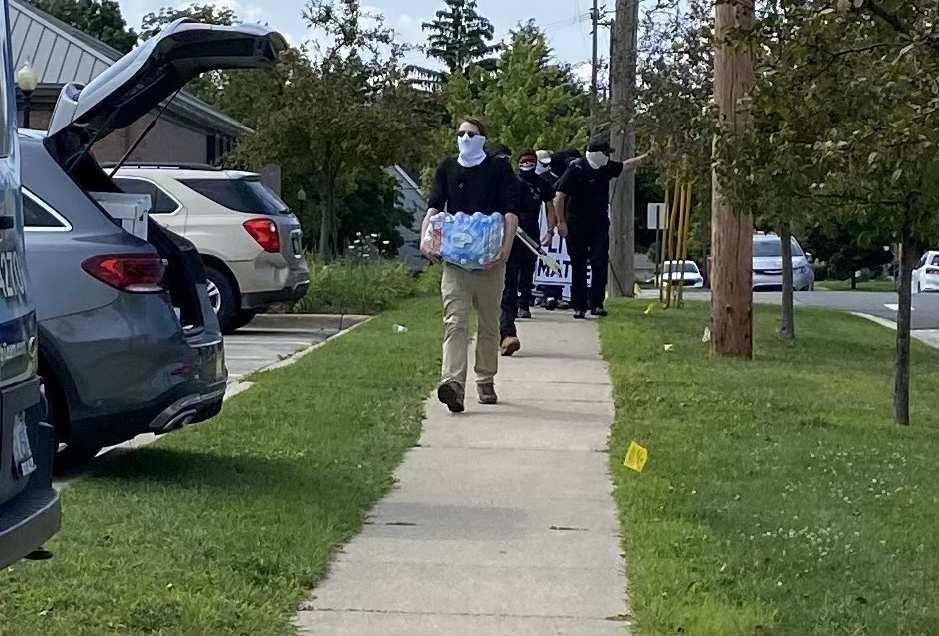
[114,178,179,214]
[753,237,805,258]
[23,193,65,228]
[180,178,289,215]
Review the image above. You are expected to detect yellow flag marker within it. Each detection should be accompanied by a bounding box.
[624,441,648,472]
[644,303,655,316]
[663,343,674,352]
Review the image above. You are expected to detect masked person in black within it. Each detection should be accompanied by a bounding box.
[422,117,519,412]
[555,139,650,319]
[499,151,557,356]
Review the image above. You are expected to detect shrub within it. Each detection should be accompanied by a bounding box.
[292,258,417,315]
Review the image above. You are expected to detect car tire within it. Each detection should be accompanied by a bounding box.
[41,372,101,472]
[205,265,239,334]
[229,309,258,332]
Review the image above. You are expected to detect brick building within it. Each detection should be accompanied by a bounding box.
[9,0,249,165]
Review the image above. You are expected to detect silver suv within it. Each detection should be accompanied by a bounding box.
[112,165,310,333]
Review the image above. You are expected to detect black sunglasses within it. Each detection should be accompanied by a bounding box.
[457,130,479,138]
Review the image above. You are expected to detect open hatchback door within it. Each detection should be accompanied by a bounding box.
[40,19,287,336]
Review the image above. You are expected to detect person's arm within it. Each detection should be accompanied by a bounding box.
[421,162,448,261]
[553,164,576,238]
[621,150,651,171]
[553,192,569,238]
[487,161,519,269]
[542,199,557,245]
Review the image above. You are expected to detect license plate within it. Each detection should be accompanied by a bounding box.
[12,412,36,478]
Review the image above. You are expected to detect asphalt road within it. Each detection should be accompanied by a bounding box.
[669,289,939,329]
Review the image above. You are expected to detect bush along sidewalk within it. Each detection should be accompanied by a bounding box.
[601,301,939,635]
[0,295,441,634]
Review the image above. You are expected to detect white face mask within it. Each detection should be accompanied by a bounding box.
[535,163,549,175]
[586,151,610,170]
[520,164,536,172]
[457,133,487,167]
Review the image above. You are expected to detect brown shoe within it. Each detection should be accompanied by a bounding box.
[477,382,498,405]
[500,336,521,357]
[437,381,465,413]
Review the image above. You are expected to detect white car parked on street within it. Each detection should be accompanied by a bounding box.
[912,251,939,294]
[657,260,705,288]
[111,164,310,333]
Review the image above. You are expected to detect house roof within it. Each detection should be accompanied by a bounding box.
[9,0,250,136]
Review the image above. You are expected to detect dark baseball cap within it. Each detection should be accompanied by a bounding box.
[587,139,612,153]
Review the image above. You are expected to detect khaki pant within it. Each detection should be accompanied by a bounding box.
[441,262,506,390]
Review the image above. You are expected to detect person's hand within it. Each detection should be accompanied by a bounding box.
[541,230,554,246]
[420,244,440,263]
[485,245,511,270]
[557,222,569,239]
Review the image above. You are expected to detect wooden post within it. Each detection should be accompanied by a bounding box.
[658,176,671,304]
[664,178,682,308]
[710,0,755,358]
[609,0,640,297]
[677,178,693,307]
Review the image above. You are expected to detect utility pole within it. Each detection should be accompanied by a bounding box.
[608,0,639,298]
[589,0,600,138]
[710,0,755,358]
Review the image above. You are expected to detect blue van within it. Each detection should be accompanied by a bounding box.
[0,0,60,568]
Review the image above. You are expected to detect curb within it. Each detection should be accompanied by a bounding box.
[851,312,939,350]
[248,316,375,376]
[249,313,371,332]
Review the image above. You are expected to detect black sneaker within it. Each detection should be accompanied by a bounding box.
[437,381,465,413]
[518,308,532,319]
[573,310,587,320]
[591,307,608,317]
[477,383,498,405]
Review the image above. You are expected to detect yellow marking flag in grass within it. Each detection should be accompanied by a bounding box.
[624,441,649,472]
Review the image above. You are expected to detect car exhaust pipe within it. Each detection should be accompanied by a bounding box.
[157,409,197,434]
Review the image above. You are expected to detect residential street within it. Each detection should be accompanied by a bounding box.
[656,290,939,329]
[295,311,629,635]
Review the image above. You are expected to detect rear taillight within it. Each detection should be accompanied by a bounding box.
[82,254,166,293]
[243,218,280,253]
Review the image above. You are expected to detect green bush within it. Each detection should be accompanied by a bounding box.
[292,258,418,315]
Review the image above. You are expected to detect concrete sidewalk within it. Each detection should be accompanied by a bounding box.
[294,310,629,635]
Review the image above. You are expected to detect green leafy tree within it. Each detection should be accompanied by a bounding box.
[137,3,241,106]
[431,26,590,163]
[411,0,499,90]
[634,0,714,280]
[716,0,939,424]
[139,3,236,40]
[230,0,433,260]
[29,0,137,53]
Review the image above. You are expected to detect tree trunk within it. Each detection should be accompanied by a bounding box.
[778,224,795,340]
[710,0,755,358]
[894,237,917,426]
[608,0,640,298]
[318,201,330,261]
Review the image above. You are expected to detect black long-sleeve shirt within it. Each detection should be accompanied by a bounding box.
[428,156,518,216]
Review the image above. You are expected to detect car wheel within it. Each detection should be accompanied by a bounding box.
[229,309,258,332]
[205,265,239,334]
[41,373,101,472]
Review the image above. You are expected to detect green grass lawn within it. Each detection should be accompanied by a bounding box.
[0,296,440,634]
[818,279,897,292]
[601,301,939,635]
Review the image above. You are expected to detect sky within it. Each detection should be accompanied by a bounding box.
[116,0,610,84]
